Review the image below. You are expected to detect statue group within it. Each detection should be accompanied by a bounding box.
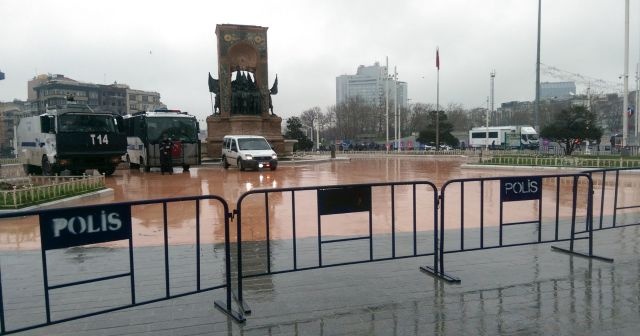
[208,69,278,116]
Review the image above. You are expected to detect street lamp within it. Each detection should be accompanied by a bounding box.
[394,67,399,152]
[385,57,390,153]
[301,124,313,149]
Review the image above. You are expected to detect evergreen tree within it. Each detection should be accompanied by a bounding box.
[285,117,313,151]
[540,105,602,155]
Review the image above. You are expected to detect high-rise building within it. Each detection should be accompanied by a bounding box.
[336,62,408,108]
[540,81,576,100]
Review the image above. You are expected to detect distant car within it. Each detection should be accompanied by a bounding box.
[440,145,453,151]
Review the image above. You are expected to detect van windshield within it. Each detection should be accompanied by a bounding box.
[145,117,198,143]
[238,138,271,150]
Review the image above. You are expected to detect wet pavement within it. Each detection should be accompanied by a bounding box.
[1,157,640,335]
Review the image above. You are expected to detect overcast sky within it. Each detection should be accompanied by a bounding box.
[1,0,639,123]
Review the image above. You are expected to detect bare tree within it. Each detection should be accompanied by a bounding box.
[407,103,433,135]
[300,106,322,128]
[445,103,469,132]
[334,97,377,140]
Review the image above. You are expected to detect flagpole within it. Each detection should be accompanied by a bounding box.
[436,47,440,150]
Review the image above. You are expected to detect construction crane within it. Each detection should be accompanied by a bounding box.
[540,63,622,94]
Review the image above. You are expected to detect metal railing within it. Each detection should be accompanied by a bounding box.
[0,175,105,209]
[584,168,640,230]
[233,181,439,313]
[480,155,640,168]
[2,168,640,332]
[421,173,613,283]
[0,195,242,335]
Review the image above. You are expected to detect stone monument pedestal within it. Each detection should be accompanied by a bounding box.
[205,24,285,158]
[206,114,284,157]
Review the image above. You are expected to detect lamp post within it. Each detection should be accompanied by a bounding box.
[385,57,390,153]
[394,67,399,152]
[623,0,629,146]
[301,124,313,149]
[315,118,320,151]
[535,0,541,132]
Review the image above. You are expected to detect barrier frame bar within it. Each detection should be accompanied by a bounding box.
[423,173,612,284]
[0,195,243,335]
[236,181,439,311]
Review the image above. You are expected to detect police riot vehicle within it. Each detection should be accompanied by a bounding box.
[16,102,127,176]
[468,125,539,149]
[122,109,201,172]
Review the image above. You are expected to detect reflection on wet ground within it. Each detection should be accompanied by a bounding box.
[2,159,640,335]
[6,224,640,335]
[1,158,640,251]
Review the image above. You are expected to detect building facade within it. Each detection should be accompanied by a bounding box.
[336,62,408,108]
[0,100,29,156]
[28,74,165,116]
[126,89,164,114]
[540,81,576,100]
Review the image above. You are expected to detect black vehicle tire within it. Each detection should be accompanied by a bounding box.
[238,159,244,171]
[270,166,277,171]
[98,166,116,176]
[70,169,85,176]
[41,156,53,176]
[141,157,150,172]
[127,155,139,169]
[23,164,41,175]
[182,165,190,172]
[222,156,229,169]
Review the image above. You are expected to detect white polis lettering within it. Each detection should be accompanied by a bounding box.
[52,211,122,237]
[504,179,539,194]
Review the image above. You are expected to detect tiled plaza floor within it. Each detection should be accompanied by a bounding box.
[1,224,640,335]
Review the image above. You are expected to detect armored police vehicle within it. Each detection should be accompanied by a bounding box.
[16,103,127,176]
[122,109,201,172]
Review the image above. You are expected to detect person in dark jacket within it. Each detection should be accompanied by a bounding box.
[160,133,173,175]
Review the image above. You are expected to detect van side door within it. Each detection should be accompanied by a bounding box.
[228,138,240,166]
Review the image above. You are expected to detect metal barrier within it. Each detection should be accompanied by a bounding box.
[585,168,640,230]
[234,181,439,312]
[0,195,243,335]
[3,169,640,331]
[422,173,613,283]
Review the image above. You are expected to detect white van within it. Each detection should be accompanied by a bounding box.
[221,135,278,171]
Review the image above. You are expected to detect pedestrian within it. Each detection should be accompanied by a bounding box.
[160,133,173,175]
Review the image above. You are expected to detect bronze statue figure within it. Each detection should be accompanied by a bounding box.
[269,75,278,115]
[207,69,279,116]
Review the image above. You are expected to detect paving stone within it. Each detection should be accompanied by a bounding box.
[3,223,640,335]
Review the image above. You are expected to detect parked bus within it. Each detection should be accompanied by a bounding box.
[122,109,201,172]
[16,102,126,176]
[468,125,539,149]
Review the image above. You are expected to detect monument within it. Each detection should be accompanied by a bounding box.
[206,24,284,156]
